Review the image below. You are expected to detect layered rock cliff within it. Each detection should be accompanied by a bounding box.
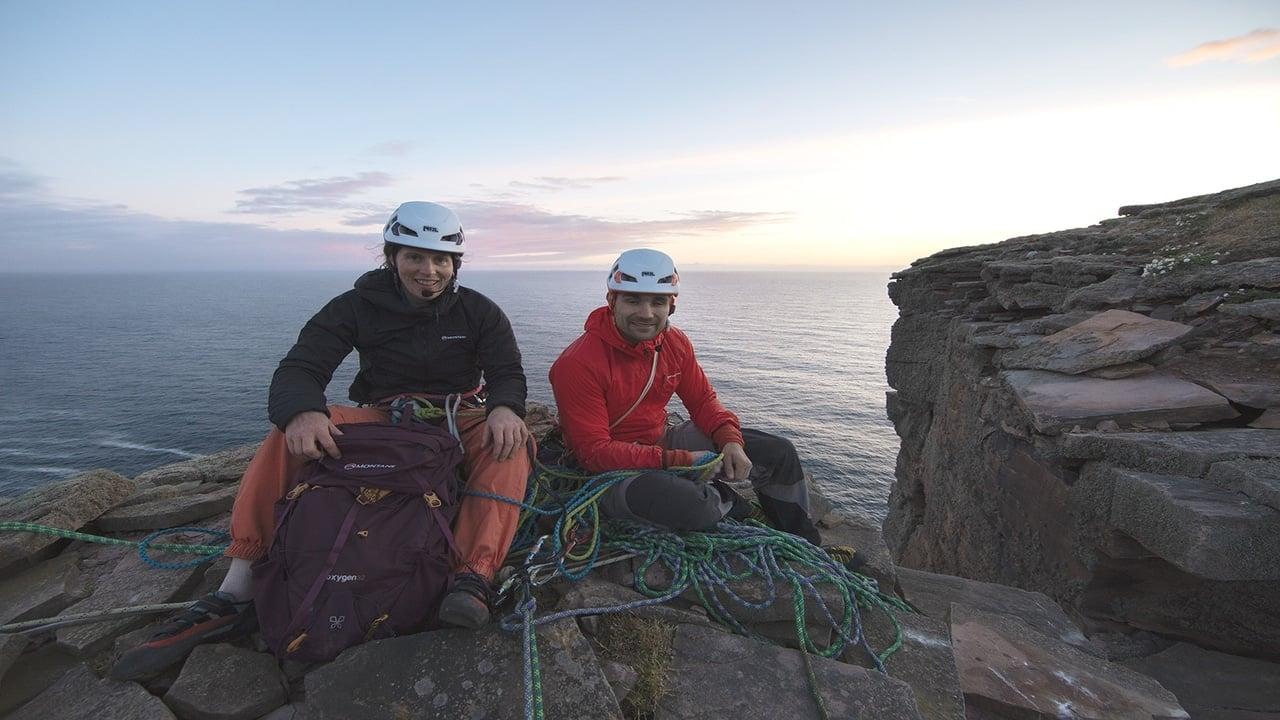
[882,179,1280,659]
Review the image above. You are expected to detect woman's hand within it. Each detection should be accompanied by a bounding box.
[719,442,752,481]
[484,406,529,462]
[284,411,344,460]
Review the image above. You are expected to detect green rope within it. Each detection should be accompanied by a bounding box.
[0,522,227,556]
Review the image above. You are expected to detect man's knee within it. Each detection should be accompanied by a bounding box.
[744,430,801,479]
[623,471,723,531]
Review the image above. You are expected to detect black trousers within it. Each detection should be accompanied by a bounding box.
[599,421,820,543]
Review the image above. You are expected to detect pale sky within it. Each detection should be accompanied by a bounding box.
[2,1,1277,272]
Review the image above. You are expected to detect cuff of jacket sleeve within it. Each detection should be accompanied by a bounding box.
[711,423,744,449]
[663,449,698,468]
[225,539,268,562]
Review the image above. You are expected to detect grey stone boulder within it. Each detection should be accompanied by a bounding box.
[600,660,639,706]
[951,605,1187,720]
[1253,408,1280,429]
[1176,290,1226,317]
[95,483,239,532]
[1108,468,1280,581]
[843,608,965,720]
[163,644,286,720]
[1057,429,1280,477]
[1085,361,1155,379]
[1004,370,1236,433]
[55,543,207,656]
[6,664,176,720]
[1121,643,1280,718]
[1062,272,1143,310]
[656,623,924,719]
[0,633,26,690]
[1002,310,1194,375]
[305,620,622,720]
[0,642,81,716]
[1207,458,1280,511]
[0,551,88,625]
[0,469,135,573]
[258,702,307,720]
[896,567,1094,654]
[135,443,259,486]
[1219,298,1280,322]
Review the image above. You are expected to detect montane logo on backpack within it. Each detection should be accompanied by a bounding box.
[326,574,366,583]
[344,463,396,471]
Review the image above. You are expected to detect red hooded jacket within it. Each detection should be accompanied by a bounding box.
[549,306,745,472]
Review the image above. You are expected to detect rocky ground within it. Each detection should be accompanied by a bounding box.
[1,412,1237,719]
[882,179,1280,717]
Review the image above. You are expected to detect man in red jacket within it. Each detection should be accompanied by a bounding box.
[549,248,821,544]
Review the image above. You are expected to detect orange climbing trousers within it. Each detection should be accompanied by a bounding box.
[226,405,530,581]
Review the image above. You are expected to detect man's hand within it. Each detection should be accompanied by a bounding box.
[284,411,344,460]
[483,406,529,461]
[719,442,752,481]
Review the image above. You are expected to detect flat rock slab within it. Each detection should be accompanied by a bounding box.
[896,567,1093,653]
[657,623,923,719]
[1219,298,1280,321]
[951,605,1187,720]
[164,644,286,720]
[1004,370,1235,433]
[1109,468,1280,581]
[844,608,965,720]
[55,543,208,656]
[305,620,622,720]
[0,551,87,624]
[1058,429,1280,476]
[1121,642,1280,717]
[0,633,27,689]
[134,443,259,485]
[7,664,175,720]
[1208,458,1280,511]
[95,484,239,532]
[1062,273,1143,310]
[0,470,134,573]
[1002,309,1193,375]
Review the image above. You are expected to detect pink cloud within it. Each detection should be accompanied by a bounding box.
[1167,28,1280,67]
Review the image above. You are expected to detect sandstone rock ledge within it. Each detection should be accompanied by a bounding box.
[883,180,1280,714]
[0,418,1224,718]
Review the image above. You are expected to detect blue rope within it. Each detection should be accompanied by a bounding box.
[137,527,230,570]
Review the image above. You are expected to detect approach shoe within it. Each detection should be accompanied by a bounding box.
[438,572,494,629]
[824,545,869,574]
[110,591,254,680]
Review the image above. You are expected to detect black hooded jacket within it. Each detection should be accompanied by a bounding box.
[267,268,527,431]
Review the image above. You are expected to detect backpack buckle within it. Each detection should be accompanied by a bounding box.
[357,487,390,505]
[423,492,442,508]
[285,483,310,500]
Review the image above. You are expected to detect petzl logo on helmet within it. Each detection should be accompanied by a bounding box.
[423,225,438,233]
[343,463,396,471]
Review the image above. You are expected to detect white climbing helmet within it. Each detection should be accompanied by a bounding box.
[382,202,466,255]
[607,248,679,295]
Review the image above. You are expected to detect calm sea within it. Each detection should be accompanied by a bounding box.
[0,271,899,519]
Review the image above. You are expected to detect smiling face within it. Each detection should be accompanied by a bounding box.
[394,247,456,301]
[611,292,673,344]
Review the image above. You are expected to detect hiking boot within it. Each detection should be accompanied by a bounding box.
[438,573,493,629]
[110,591,254,681]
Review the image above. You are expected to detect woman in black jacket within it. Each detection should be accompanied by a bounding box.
[114,202,530,679]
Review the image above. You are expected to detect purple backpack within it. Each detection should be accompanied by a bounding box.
[252,418,463,662]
